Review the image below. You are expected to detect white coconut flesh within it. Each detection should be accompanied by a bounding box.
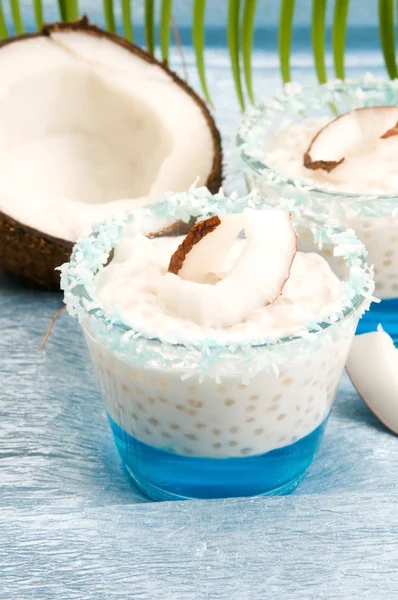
[304,106,398,172]
[346,326,398,435]
[178,214,244,283]
[0,31,216,242]
[158,209,297,328]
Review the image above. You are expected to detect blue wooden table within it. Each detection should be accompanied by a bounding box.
[2,25,398,599]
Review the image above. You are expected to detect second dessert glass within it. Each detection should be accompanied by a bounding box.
[237,77,398,339]
[61,189,373,501]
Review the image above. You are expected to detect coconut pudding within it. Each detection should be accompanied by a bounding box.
[264,107,398,300]
[61,189,373,500]
[93,210,342,459]
[237,79,398,338]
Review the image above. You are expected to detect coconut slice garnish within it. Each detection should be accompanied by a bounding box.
[304,106,398,172]
[346,325,398,435]
[168,214,245,283]
[157,209,297,328]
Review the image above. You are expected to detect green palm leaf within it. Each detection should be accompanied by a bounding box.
[333,0,350,79]
[160,0,173,65]
[312,0,327,83]
[192,0,212,105]
[378,0,397,79]
[242,0,257,103]
[10,0,24,34]
[58,0,66,20]
[66,0,79,21]
[228,0,245,111]
[279,0,295,83]
[33,0,43,29]
[122,0,134,42]
[103,0,116,34]
[59,0,80,23]
[145,0,155,55]
[0,2,7,39]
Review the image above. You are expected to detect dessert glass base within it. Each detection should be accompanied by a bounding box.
[61,189,373,501]
[109,415,328,500]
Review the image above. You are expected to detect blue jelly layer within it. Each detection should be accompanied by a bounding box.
[357,297,398,342]
[108,415,328,501]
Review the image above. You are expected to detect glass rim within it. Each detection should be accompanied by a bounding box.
[60,187,374,358]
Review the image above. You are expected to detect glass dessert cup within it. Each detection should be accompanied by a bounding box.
[61,190,373,501]
[237,77,398,340]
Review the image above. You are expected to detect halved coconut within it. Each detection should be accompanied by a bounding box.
[346,326,398,435]
[0,18,222,289]
[304,106,398,172]
[158,209,297,328]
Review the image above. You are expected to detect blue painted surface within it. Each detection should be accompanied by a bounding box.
[357,297,398,340]
[110,415,328,501]
[2,7,398,598]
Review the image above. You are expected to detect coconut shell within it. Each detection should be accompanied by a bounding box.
[380,121,398,139]
[0,211,72,290]
[168,216,221,275]
[0,17,223,290]
[146,219,196,240]
[303,153,344,173]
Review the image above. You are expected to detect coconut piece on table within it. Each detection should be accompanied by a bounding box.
[304,106,398,173]
[157,208,297,328]
[346,325,398,435]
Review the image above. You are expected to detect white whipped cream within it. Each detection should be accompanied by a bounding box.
[265,118,398,195]
[94,227,342,344]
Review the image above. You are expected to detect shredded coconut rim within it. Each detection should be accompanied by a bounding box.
[60,186,374,377]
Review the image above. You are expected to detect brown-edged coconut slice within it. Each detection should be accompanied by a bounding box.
[0,18,222,290]
[304,106,398,172]
[346,325,398,435]
[168,214,245,282]
[158,209,297,328]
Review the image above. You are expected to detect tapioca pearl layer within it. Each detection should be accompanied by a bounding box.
[346,217,398,299]
[84,333,351,459]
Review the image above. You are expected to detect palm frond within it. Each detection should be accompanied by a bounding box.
[33,0,43,29]
[0,0,392,107]
[228,0,245,111]
[0,2,7,39]
[66,1,79,21]
[242,0,257,103]
[312,0,328,83]
[103,0,116,34]
[160,0,173,65]
[58,0,66,20]
[58,0,80,23]
[378,0,397,79]
[122,0,134,42]
[333,0,350,79]
[279,0,295,83]
[192,0,212,104]
[145,0,155,55]
[10,0,24,34]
